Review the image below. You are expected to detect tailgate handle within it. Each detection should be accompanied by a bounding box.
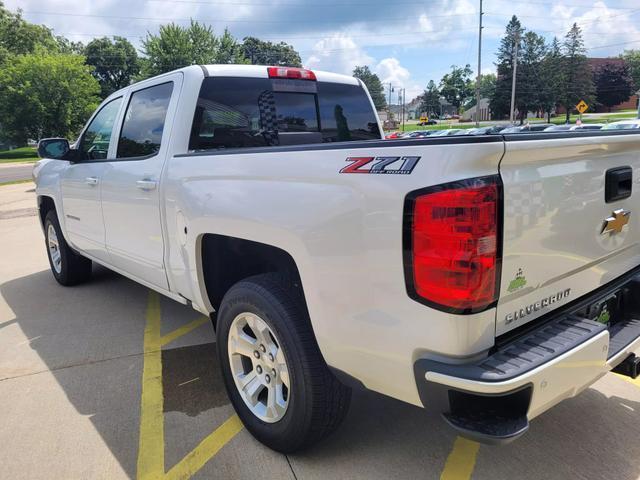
[605,166,632,203]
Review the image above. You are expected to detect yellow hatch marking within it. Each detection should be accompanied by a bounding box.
[137,292,242,480]
[614,372,640,389]
[440,437,480,480]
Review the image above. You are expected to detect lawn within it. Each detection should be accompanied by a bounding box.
[0,146,38,163]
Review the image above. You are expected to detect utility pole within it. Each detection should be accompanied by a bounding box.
[475,0,483,127]
[509,30,520,124]
[401,88,406,131]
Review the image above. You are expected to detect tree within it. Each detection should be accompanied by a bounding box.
[620,50,640,93]
[0,52,100,144]
[55,36,85,55]
[352,66,387,110]
[593,61,634,112]
[439,64,473,111]
[241,37,302,67]
[539,37,564,122]
[490,16,523,120]
[85,36,140,97]
[0,3,58,63]
[515,31,547,122]
[558,23,594,123]
[418,80,440,115]
[141,21,246,77]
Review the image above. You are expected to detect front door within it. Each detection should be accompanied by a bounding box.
[101,77,180,289]
[60,97,123,261]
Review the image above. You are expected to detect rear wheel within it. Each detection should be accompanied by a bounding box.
[217,273,351,453]
[44,210,92,286]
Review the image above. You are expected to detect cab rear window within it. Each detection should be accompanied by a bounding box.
[188,76,380,151]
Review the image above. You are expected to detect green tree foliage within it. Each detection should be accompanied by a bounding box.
[242,36,302,67]
[141,21,246,77]
[56,36,85,55]
[593,61,635,112]
[558,23,594,122]
[439,64,473,111]
[418,80,440,115]
[352,65,387,110]
[539,37,564,122]
[85,36,140,97]
[515,31,547,122]
[490,16,523,119]
[0,3,58,63]
[620,50,640,92]
[0,52,100,143]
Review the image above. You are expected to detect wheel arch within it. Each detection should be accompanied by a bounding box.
[37,195,57,229]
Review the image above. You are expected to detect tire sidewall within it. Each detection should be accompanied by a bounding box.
[217,284,310,448]
[44,212,67,283]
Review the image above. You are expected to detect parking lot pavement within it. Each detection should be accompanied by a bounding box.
[1,182,640,480]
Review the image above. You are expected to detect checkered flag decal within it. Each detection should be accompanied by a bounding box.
[258,90,279,146]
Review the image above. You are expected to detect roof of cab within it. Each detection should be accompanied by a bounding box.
[200,64,360,86]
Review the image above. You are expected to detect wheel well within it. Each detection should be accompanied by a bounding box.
[201,234,306,324]
[38,196,56,227]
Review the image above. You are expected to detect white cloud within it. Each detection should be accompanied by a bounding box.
[305,35,373,74]
[375,57,422,102]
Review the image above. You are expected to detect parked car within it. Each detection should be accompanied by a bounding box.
[544,125,573,132]
[385,131,404,139]
[34,64,640,452]
[502,123,555,133]
[602,119,640,130]
[571,124,603,131]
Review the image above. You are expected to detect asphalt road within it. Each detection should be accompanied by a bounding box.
[0,163,34,184]
[1,183,640,480]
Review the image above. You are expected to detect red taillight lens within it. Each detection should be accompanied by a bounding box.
[406,177,501,313]
[267,67,316,81]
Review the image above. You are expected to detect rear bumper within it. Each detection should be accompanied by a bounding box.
[415,271,640,444]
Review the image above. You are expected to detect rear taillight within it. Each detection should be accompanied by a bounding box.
[267,67,316,81]
[404,176,501,313]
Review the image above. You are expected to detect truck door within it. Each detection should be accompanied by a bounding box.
[100,74,182,289]
[60,97,123,262]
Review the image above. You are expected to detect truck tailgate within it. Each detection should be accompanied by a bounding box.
[496,133,640,336]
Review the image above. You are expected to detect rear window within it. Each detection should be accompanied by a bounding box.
[188,76,380,151]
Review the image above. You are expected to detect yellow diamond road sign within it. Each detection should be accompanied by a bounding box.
[576,100,588,114]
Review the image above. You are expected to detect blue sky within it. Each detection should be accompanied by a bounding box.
[7,0,640,101]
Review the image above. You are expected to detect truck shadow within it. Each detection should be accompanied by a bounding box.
[2,268,640,480]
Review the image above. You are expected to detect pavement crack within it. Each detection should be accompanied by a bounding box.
[285,455,299,480]
[0,350,146,382]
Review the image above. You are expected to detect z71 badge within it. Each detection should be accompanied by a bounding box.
[340,156,420,175]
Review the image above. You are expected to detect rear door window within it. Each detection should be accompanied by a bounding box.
[189,76,380,151]
[117,82,174,159]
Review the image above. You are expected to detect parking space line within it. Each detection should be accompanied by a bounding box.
[440,436,480,480]
[137,292,243,480]
[614,372,640,388]
[160,316,210,347]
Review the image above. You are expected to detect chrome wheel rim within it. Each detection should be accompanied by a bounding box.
[228,312,290,423]
[47,224,62,274]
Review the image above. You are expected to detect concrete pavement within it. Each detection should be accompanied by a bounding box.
[1,182,640,479]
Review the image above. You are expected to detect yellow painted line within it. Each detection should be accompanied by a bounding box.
[614,372,640,388]
[160,316,210,347]
[136,292,243,480]
[165,415,243,480]
[440,437,480,480]
[137,292,165,480]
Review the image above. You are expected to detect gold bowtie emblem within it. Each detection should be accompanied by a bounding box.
[601,209,631,234]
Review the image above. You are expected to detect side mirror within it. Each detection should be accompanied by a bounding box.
[37,138,71,160]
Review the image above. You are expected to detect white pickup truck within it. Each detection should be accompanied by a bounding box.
[34,65,640,452]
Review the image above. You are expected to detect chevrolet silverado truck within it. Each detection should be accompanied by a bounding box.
[33,65,640,452]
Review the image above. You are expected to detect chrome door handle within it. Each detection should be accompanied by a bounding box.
[85,177,99,186]
[136,179,157,191]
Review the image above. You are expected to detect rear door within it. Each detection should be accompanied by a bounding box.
[100,74,182,289]
[60,97,123,261]
[497,133,640,336]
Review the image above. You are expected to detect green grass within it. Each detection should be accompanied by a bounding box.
[0,146,38,163]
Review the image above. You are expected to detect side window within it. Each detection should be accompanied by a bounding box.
[79,97,122,160]
[117,82,173,159]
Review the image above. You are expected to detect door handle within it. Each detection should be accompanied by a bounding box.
[136,179,157,191]
[85,177,99,186]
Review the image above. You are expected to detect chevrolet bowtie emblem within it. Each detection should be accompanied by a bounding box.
[601,209,631,234]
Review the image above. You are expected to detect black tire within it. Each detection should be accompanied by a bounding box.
[44,210,92,286]
[217,273,351,453]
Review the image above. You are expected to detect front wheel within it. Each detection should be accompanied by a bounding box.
[217,274,351,453]
[44,210,92,286]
